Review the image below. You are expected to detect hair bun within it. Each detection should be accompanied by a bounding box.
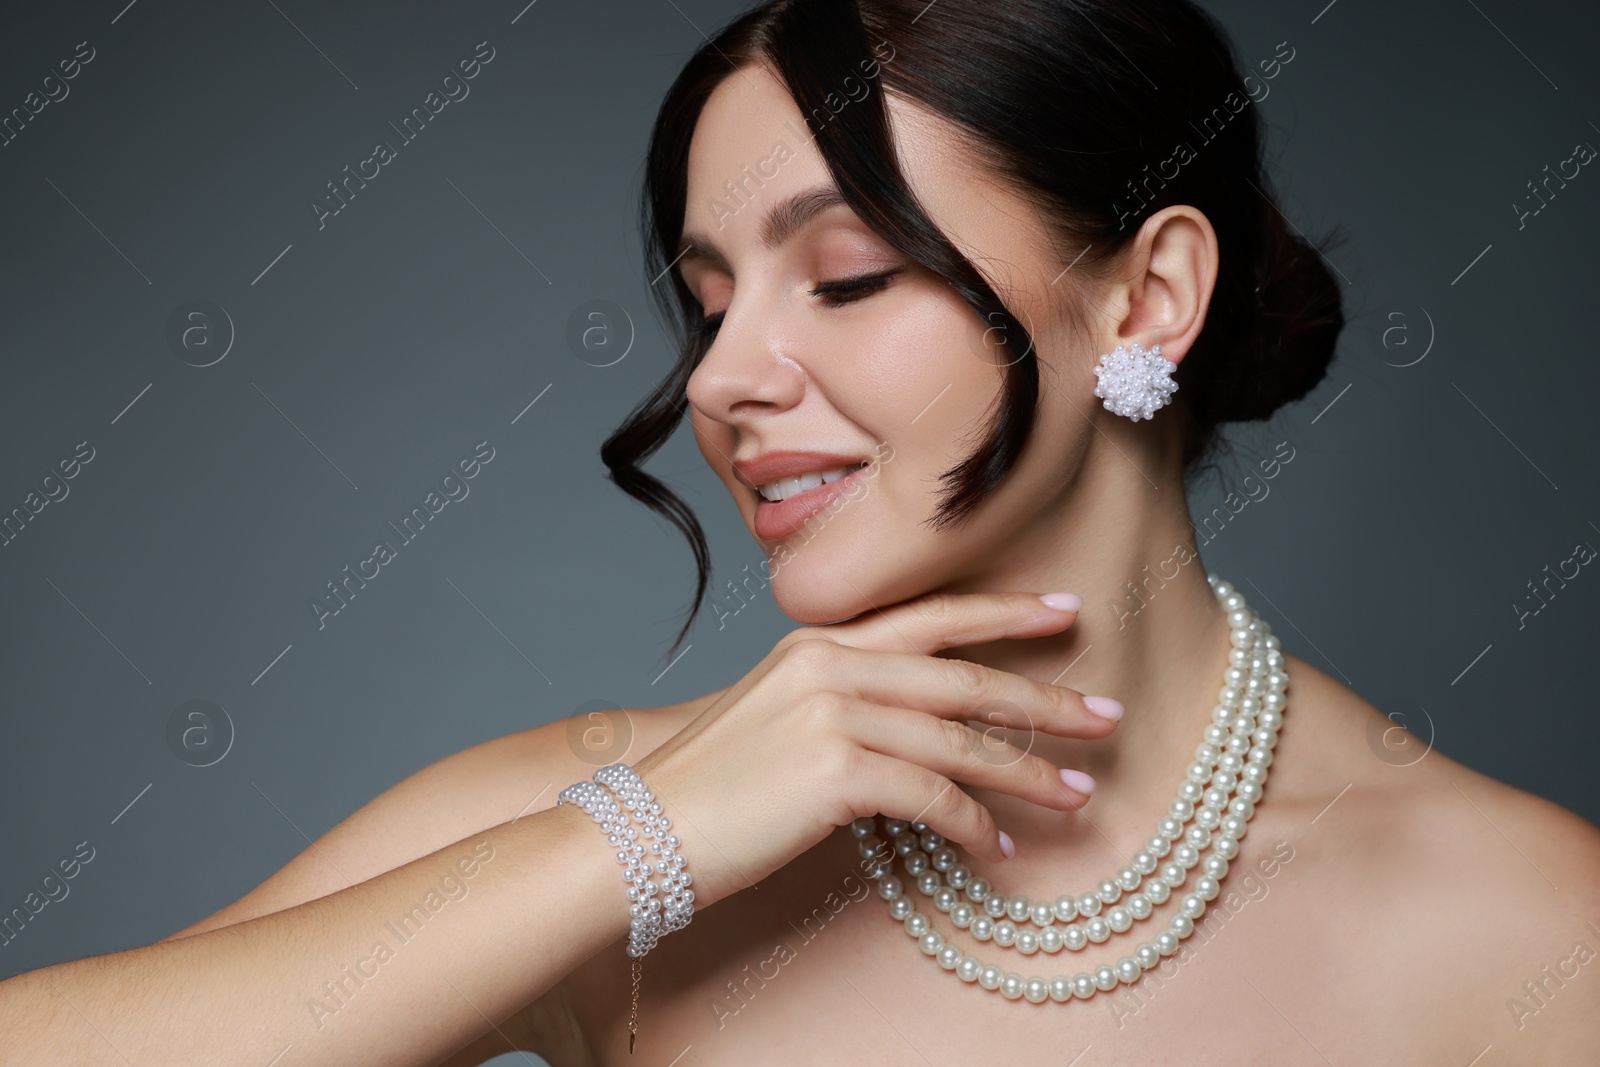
[1215,207,1346,425]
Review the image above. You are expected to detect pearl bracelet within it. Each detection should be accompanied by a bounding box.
[558,761,694,1053]
[594,763,695,940]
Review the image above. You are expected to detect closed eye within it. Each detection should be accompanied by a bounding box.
[808,267,900,308]
[694,267,902,339]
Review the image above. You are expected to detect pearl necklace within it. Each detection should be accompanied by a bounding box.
[857,573,1287,1003]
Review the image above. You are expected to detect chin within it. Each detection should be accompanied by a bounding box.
[764,544,929,626]
[773,589,875,627]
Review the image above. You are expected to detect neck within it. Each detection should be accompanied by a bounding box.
[932,441,1236,847]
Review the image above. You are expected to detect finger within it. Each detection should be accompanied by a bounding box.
[843,699,1094,812]
[818,641,1120,740]
[850,749,1010,864]
[809,590,1082,656]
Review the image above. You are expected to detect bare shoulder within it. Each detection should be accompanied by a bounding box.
[158,686,728,943]
[1270,651,1599,871]
[1381,747,1600,1058]
[1269,652,1600,1059]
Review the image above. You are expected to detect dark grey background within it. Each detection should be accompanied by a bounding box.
[1,0,1596,1061]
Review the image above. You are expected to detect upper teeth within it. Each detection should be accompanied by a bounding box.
[758,464,862,502]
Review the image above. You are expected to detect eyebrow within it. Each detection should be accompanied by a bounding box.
[675,184,850,277]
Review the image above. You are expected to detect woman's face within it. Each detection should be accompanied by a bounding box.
[679,63,1112,624]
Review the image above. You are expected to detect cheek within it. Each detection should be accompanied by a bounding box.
[690,404,732,448]
[843,292,1001,487]
[689,411,740,488]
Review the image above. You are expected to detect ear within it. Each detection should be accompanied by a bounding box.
[1108,205,1218,367]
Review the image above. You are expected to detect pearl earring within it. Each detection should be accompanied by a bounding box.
[1091,341,1178,422]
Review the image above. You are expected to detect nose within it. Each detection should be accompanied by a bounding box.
[684,303,807,424]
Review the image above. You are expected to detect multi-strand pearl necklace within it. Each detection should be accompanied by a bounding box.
[856,573,1287,1003]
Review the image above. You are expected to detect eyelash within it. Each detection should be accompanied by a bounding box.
[695,268,899,339]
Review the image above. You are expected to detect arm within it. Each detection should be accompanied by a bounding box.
[0,801,626,1066]
[156,724,575,946]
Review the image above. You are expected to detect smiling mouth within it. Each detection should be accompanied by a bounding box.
[755,460,870,503]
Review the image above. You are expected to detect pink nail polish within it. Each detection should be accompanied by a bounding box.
[1082,695,1124,721]
[1039,592,1082,612]
[997,830,1015,859]
[1060,768,1096,794]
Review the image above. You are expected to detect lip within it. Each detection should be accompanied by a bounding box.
[752,462,872,541]
[732,449,872,491]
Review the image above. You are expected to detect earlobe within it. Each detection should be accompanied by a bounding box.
[1090,340,1179,422]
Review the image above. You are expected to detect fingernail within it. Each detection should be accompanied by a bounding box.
[1082,695,1124,721]
[1039,592,1081,612]
[1060,768,1096,795]
[997,830,1015,859]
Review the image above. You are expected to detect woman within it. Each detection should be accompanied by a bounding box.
[4,0,1597,1063]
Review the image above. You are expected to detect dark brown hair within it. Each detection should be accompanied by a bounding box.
[602,0,1346,657]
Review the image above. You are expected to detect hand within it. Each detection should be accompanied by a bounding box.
[632,591,1117,909]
